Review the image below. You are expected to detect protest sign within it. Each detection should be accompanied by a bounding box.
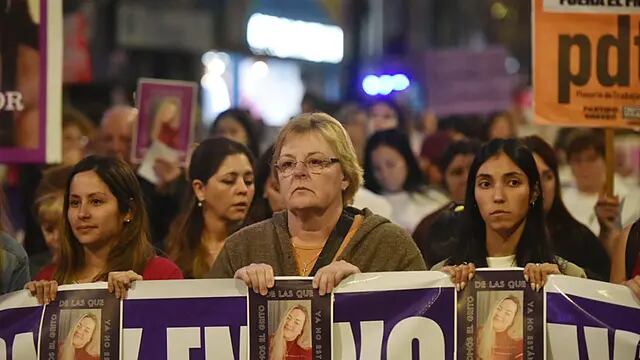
[533,0,640,129]
[38,284,120,360]
[248,278,331,360]
[0,0,62,163]
[2,272,640,359]
[457,269,544,360]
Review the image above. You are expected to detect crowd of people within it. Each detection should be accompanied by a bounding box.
[1,96,639,309]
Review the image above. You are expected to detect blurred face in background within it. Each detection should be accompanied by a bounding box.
[62,124,90,166]
[444,153,474,203]
[264,176,285,213]
[37,196,64,264]
[488,116,514,140]
[371,145,407,193]
[214,116,249,146]
[532,153,555,214]
[99,108,135,163]
[568,147,606,194]
[368,103,399,133]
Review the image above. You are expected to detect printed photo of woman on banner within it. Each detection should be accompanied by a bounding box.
[38,287,121,360]
[457,269,543,360]
[249,278,331,360]
[0,0,62,163]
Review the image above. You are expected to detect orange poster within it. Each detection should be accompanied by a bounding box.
[533,0,640,129]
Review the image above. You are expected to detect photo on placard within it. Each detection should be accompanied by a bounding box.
[248,278,332,360]
[57,309,102,359]
[475,290,524,360]
[456,269,544,360]
[38,288,120,360]
[267,300,313,360]
[132,78,197,169]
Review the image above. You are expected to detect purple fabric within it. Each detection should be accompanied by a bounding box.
[334,288,455,360]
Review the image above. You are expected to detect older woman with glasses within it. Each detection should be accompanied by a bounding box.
[208,113,426,295]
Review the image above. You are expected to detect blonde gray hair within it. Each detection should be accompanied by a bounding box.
[272,113,363,205]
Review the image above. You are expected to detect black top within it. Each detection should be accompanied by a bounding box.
[549,221,610,281]
[414,203,610,280]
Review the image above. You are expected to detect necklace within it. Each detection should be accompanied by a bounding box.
[293,243,324,276]
[299,250,323,276]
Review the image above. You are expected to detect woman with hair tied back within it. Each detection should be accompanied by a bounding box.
[25,155,183,304]
[432,139,586,290]
[209,113,426,296]
[167,137,256,278]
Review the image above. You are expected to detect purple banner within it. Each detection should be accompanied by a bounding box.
[122,296,247,359]
[334,287,455,360]
[547,293,640,359]
[0,306,42,359]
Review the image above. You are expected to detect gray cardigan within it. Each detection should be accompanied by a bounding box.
[1,232,30,294]
[208,209,427,278]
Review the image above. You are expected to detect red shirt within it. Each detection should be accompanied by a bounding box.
[33,256,184,281]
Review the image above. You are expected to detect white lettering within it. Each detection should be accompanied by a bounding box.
[4,92,24,111]
[613,330,640,360]
[387,317,445,359]
[122,328,142,360]
[360,321,384,359]
[332,323,356,360]
[204,327,234,359]
[547,324,579,360]
[584,327,609,359]
[167,327,200,359]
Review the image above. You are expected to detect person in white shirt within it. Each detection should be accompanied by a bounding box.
[561,129,640,235]
[364,129,449,233]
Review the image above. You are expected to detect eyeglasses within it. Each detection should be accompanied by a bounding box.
[274,156,340,177]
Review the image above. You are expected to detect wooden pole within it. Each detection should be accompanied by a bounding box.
[604,128,615,197]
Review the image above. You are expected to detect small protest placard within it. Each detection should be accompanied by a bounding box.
[39,285,120,360]
[248,278,332,360]
[457,269,544,360]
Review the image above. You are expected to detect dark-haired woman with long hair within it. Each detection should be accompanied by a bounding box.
[432,139,586,290]
[364,129,449,233]
[167,137,255,278]
[25,155,183,304]
[521,135,610,280]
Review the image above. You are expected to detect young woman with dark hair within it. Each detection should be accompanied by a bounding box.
[364,129,449,233]
[210,108,261,157]
[167,137,256,278]
[521,135,610,280]
[26,155,183,304]
[433,139,586,290]
[366,98,407,135]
